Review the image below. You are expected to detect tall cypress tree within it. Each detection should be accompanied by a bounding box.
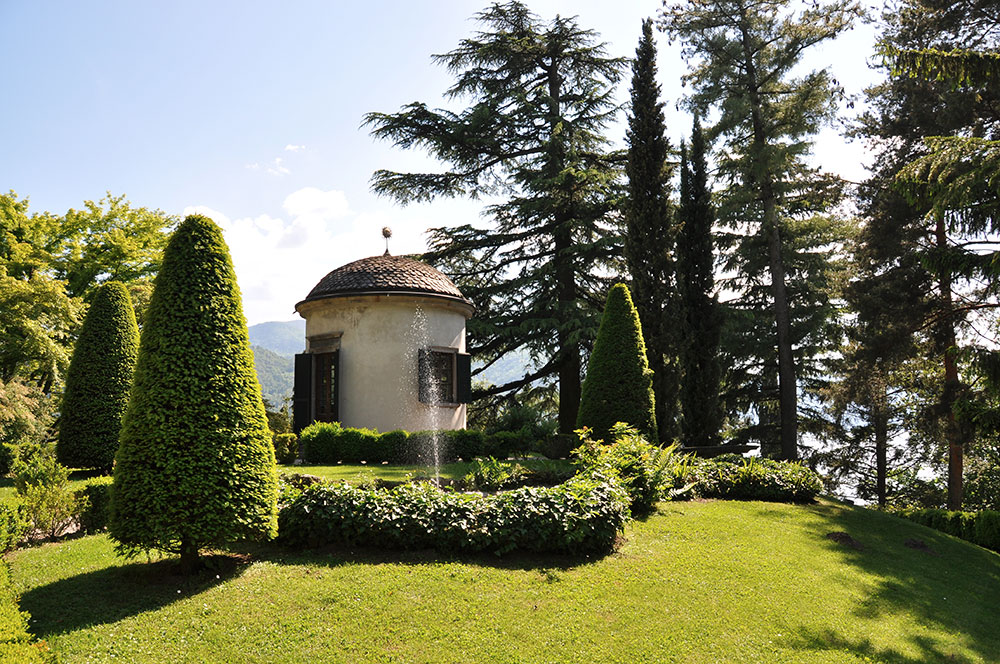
[365,2,625,434]
[677,118,723,447]
[624,18,677,443]
[57,281,138,472]
[110,215,277,572]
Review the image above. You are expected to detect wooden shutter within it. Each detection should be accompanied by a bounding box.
[418,348,431,403]
[293,353,313,433]
[456,352,472,403]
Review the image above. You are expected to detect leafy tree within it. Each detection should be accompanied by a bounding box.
[624,18,678,442]
[852,0,1000,509]
[660,0,860,459]
[676,117,723,447]
[110,215,277,572]
[577,283,657,443]
[57,282,139,472]
[365,1,626,433]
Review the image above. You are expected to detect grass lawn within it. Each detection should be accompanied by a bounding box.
[279,458,574,485]
[7,498,1000,663]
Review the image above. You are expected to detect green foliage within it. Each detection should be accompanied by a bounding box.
[0,502,27,553]
[897,508,1000,553]
[0,562,58,663]
[367,2,626,432]
[677,118,724,447]
[0,380,55,465]
[277,470,629,555]
[110,215,278,563]
[273,433,298,464]
[685,456,823,504]
[577,284,657,443]
[57,282,138,471]
[624,19,678,443]
[462,457,574,492]
[10,451,79,540]
[254,346,293,409]
[75,477,114,534]
[573,423,673,514]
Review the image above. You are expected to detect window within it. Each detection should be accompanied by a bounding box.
[419,348,472,405]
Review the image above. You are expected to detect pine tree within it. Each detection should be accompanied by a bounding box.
[57,281,138,472]
[676,118,723,447]
[577,283,657,443]
[623,18,678,443]
[110,215,277,572]
[364,2,625,434]
[661,0,860,459]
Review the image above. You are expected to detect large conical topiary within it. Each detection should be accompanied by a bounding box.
[577,283,658,443]
[110,215,277,572]
[57,281,139,472]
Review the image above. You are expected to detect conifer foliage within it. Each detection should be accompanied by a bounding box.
[57,281,139,472]
[677,118,723,447]
[577,284,657,443]
[110,215,277,572]
[624,18,678,443]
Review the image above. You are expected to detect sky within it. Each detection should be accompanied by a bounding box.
[1,1,880,326]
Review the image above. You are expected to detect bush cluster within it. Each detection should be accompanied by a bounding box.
[461,457,575,491]
[573,424,672,514]
[686,456,822,503]
[75,477,114,534]
[10,451,80,540]
[273,433,298,464]
[0,502,26,554]
[896,508,1000,553]
[277,470,629,555]
[0,561,58,663]
[297,422,537,465]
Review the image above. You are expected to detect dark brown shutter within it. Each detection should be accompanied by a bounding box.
[456,352,472,403]
[293,353,313,433]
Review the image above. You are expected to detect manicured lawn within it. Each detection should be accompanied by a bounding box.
[8,499,1000,663]
[280,458,574,485]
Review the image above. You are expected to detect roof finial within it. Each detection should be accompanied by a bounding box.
[382,226,393,255]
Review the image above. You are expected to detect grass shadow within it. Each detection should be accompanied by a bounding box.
[741,500,1000,662]
[18,551,248,639]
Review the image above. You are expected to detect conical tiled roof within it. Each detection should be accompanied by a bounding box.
[300,253,469,304]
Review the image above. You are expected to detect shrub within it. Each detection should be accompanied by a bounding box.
[463,457,576,491]
[299,421,344,463]
[111,215,278,571]
[57,281,139,472]
[75,477,114,534]
[278,470,629,555]
[689,456,822,503]
[975,511,1000,551]
[449,428,486,461]
[538,433,577,460]
[577,283,657,443]
[898,508,1000,553]
[0,561,58,663]
[381,430,410,464]
[10,452,80,540]
[573,423,673,514]
[273,433,298,464]
[0,502,27,554]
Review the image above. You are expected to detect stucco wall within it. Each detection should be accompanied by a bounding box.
[297,294,470,432]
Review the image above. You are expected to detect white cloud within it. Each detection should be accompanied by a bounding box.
[266,157,290,177]
[284,144,306,152]
[183,188,435,325]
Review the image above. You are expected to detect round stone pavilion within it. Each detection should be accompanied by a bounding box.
[292,251,474,434]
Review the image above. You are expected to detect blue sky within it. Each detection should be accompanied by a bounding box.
[1,1,879,325]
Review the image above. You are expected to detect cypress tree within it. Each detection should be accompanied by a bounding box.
[110,215,277,572]
[57,281,139,472]
[624,18,677,443]
[677,118,723,447]
[577,283,657,443]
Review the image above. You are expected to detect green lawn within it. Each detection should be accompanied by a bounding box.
[7,499,1000,663]
[280,462,475,484]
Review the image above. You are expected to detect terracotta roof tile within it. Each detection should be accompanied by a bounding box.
[303,254,468,302]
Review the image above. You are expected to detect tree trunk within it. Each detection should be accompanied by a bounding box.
[179,536,200,575]
[873,391,888,508]
[936,216,964,511]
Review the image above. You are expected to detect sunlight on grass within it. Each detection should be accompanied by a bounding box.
[7,499,1000,663]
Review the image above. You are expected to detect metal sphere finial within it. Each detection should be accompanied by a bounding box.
[382,226,392,255]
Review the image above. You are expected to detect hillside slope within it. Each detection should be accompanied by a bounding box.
[9,499,1000,663]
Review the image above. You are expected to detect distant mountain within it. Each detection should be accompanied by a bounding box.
[475,348,533,387]
[248,320,305,357]
[252,345,294,407]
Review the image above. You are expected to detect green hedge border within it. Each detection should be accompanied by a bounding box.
[895,508,1000,552]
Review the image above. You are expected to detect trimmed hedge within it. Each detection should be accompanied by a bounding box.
[688,456,822,503]
[0,502,27,554]
[111,215,278,563]
[277,470,629,555]
[896,508,1000,553]
[57,281,139,472]
[297,422,535,465]
[577,283,657,443]
[0,561,58,663]
[75,477,114,534]
[273,433,298,464]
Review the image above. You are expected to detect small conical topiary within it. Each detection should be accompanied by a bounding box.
[110,215,277,572]
[58,281,139,472]
[577,283,658,443]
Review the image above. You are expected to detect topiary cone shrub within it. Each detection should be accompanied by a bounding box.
[57,281,139,472]
[109,215,278,573]
[577,283,658,443]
